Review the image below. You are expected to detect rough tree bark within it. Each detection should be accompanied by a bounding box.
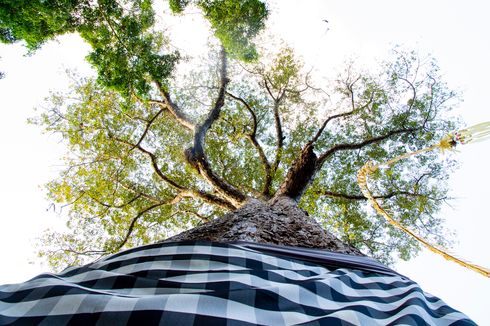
[165,196,363,256]
[165,135,364,256]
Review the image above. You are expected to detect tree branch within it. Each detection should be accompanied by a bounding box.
[316,127,419,168]
[115,185,238,251]
[115,199,170,250]
[113,136,186,190]
[112,136,235,209]
[152,81,195,131]
[226,91,272,197]
[88,193,142,209]
[60,247,108,257]
[271,92,286,175]
[130,107,166,151]
[309,76,375,144]
[310,109,357,144]
[168,209,210,223]
[399,76,417,111]
[262,78,287,177]
[273,143,317,201]
[225,92,258,136]
[263,77,276,101]
[98,6,131,56]
[116,181,162,203]
[185,47,247,207]
[176,189,235,210]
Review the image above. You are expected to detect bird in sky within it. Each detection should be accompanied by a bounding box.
[323,19,330,33]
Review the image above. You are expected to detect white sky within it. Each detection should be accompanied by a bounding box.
[1,0,489,324]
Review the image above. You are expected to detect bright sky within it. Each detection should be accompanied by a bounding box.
[1,0,489,324]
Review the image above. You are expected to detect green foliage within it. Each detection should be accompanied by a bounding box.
[0,0,79,50]
[31,46,460,269]
[33,78,218,269]
[0,0,180,95]
[168,0,191,13]
[199,0,268,61]
[79,0,180,97]
[1,0,267,95]
[168,0,269,61]
[298,51,459,263]
[4,1,460,269]
[265,48,301,90]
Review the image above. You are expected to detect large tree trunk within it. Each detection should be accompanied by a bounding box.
[165,196,363,256]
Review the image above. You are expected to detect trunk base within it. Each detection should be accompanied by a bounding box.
[164,196,362,256]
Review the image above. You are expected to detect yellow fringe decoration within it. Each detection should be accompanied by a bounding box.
[357,122,490,278]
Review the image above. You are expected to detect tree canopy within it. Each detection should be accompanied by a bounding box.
[2,0,459,270]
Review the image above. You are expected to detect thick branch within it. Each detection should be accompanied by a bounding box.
[316,127,418,168]
[185,48,247,207]
[273,143,318,201]
[226,92,272,197]
[153,81,195,131]
[113,136,235,209]
[114,136,186,190]
[193,48,228,156]
[263,78,286,176]
[268,88,287,178]
[271,99,284,173]
[180,189,236,211]
[263,78,276,101]
[115,185,240,250]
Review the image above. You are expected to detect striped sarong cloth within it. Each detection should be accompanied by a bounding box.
[0,241,475,325]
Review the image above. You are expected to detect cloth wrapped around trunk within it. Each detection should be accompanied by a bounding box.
[0,241,475,325]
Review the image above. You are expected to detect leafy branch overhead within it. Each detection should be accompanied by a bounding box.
[3,0,459,270]
[169,0,267,61]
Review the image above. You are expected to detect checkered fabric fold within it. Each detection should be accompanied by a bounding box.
[0,241,475,325]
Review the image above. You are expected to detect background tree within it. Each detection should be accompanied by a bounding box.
[3,0,459,270]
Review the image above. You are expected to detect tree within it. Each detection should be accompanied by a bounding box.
[4,0,459,271]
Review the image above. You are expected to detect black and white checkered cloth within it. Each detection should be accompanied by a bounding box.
[0,241,475,325]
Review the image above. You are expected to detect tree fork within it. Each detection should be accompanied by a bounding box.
[183,47,247,207]
[184,147,247,207]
